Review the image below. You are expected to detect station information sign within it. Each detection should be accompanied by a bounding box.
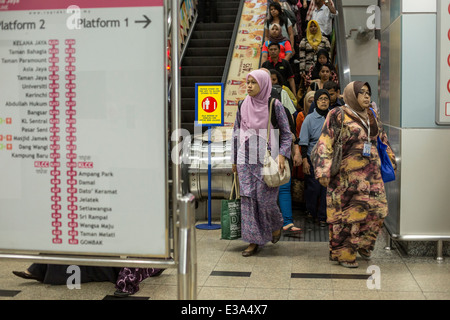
[0,0,168,257]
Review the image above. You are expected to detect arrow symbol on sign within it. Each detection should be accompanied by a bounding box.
[135,15,151,28]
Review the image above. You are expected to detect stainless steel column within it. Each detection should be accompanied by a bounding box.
[333,0,351,90]
[177,194,197,299]
[171,0,197,299]
[171,0,182,214]
[437,240,444,263]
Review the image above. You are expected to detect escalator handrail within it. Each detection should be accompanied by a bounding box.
[221,0,246,84]
[168,2,198,96]
[333,0,351,91]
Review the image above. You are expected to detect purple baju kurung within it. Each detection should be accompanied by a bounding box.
[232,98,292,245]
[115,268,163,294]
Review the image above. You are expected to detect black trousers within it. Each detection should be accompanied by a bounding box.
[304,156,327,222]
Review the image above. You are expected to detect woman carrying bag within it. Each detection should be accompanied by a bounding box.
[311,81,396,268]
[231,69,292,257]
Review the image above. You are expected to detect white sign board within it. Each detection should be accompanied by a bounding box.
[437,0,450,125]
[0,0,168,257]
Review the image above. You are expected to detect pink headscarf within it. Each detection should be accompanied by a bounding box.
[240,69,271,138]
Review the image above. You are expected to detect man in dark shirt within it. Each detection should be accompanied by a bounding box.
[261,42,296,95]
[323,80,344,109]
[307,80,344,114]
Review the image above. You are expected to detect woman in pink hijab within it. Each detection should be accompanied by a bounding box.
[231,69,292,256]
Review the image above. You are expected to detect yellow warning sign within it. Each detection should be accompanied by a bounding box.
[195,83,224,126]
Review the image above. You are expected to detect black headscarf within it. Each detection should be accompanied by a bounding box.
[314,89,330,117]
[311,49,332,80]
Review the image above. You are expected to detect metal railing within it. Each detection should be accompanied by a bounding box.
[333,0,351,91]
[221,0,245,84]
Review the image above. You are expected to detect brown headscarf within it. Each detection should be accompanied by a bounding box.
[268,23,289,43]
[343,81,371,121]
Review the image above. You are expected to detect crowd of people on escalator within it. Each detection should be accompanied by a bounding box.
[252,0,341,238]
[231,0,396,268]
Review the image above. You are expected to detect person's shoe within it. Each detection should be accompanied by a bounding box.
[151,269,165,277]
[271,228,282,244]
[358,248,372,260]
[339,261,359,268]
[242,244,258,257]
[12,271,40,281]
[114,289,132,298]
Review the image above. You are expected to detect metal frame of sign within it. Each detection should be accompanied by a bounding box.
[436,0,450,125]
[1,1,170,259]
[194,82,224,127]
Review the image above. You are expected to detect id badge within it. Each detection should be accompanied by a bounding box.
[362,142,372,157]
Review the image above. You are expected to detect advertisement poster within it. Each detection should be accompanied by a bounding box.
[222,0,267,128]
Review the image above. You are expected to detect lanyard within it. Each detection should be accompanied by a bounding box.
[348,106,370,143]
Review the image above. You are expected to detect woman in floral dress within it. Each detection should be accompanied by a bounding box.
[232,69,292,257]
[311,81,396,267]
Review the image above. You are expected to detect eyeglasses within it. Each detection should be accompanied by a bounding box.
[358,91,371,97]
[317,97,329,101]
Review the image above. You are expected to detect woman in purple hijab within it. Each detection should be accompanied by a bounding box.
[232,69,292,256]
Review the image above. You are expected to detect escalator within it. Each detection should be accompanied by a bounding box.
[180,0,242,134]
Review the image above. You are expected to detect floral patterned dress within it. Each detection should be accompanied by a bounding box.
[232,99,292,246]
[312,106,396,263]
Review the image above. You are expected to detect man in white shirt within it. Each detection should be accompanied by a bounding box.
[311,0,338,41]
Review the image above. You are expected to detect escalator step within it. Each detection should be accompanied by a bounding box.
[183,56,227,67]
[181,76,222,87]
[181,110,196,123]
[217,15,237,23]
[195,22,235,31]
[188,38,231,48]
[216,8,238,16]
[191,30,233,39]
[181,66,224,77]
[182,87,195,99]
[185,47,229,57]
[180,98,195,110]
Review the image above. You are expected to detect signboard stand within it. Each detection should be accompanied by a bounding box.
[196,126,221,230]
[194,83,224,230]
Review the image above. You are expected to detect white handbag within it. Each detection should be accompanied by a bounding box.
[263,99,290,187]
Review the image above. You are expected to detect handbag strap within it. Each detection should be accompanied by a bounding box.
[229,172,240,200]
[336,106,344,144]
[266,98,274,152]
[235,172,240,199]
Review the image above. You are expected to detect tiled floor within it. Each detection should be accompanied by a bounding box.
[1,212,449,301]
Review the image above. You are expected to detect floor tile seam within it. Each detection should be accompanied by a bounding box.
[0,289,21,297]
[196,285,246,299]
[400,255,427,296]
[202,243,230,286]
[291,273,370,280]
